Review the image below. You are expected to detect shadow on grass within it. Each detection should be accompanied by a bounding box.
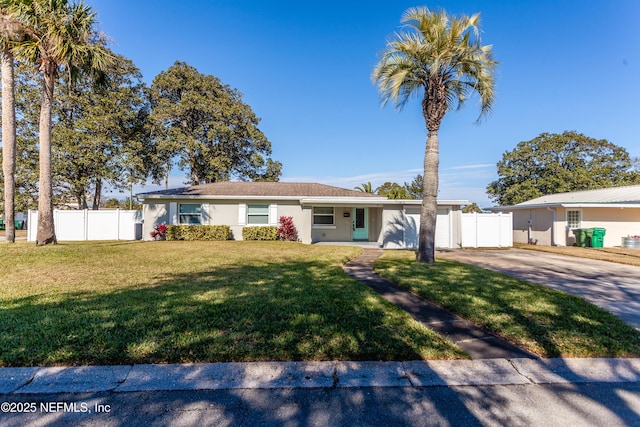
[0,259,464,367]
[374,254,640,358]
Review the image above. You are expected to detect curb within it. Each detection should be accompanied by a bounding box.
[2,358,639,395]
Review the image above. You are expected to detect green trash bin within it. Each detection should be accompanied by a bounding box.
[591,228,606,248]
[583,228,594,247]
[572,228,587,247]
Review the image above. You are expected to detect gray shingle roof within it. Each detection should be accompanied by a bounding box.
[138,182,383,198]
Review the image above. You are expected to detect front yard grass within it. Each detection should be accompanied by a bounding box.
[374,250,640,358]
[0,241,466,367]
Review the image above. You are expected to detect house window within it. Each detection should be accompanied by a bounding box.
[247,204,269,224]
[567,210,581,229]
[179,203,202,224]
[313,207,334,225]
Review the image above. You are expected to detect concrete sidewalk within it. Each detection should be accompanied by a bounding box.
[2,358,640,395]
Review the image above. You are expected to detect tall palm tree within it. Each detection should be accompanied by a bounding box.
[373,7,496,263]
[0,6,28,243]
[8,0,112,244]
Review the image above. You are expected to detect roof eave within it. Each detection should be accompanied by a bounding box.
[492,202,640,210]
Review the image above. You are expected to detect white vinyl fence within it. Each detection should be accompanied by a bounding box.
[28,209,142,242]
[461,212,513,248]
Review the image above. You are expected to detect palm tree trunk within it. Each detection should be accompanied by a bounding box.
[1,50,16,243]
[36,65,57,245]
[418,130,439,263]
[417,83,445,264]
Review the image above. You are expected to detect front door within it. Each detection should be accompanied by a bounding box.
[352,207,368,240]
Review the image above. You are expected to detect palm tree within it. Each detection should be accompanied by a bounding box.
[8,0,112,244]
[373,7,496,263]
[0,6,28,243]
[354,181,374,193]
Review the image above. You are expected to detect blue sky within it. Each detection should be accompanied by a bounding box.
[88,0,640,207]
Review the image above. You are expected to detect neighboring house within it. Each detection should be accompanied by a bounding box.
[492,185,640,247]
[136,182,468,248]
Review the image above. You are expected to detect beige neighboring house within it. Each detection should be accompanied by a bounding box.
[136,181,468,248]
[492,185,640,247]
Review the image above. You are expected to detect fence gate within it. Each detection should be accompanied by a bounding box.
[461,212,512,248]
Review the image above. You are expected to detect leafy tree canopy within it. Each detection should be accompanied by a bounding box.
[486,131,640,206]
[403,174,423,199]
[376,181,411,199]
[54,51,153,209]
[149,61,281,185]
[462,203,483,213]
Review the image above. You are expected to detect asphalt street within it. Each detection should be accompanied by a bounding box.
[2,382,640,426]
[2,358,640,426]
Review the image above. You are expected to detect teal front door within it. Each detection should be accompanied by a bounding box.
[352,207,368,240]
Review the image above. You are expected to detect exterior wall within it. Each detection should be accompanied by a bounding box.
[299,206,312,244]
[379,206,405,249]
[142,199,304,241]
[511,208,554,246]
[577,207,640,247]
[378,204,465,249]
[310,206,353,242]
[369,208,383,242]
[143,202,169,240]
[511,206,640,247]
[141,198,476,248]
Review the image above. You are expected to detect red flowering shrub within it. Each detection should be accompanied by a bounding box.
[150,223,167,240]
[277,216,298,241]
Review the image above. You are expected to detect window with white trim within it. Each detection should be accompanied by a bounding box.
[247,204,269,224]
[313,207,334,225]
[567,210,581,229]
[179,203,202,224]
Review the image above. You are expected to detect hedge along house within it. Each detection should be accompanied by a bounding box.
[136,182,467,248]
[491,185,640,247]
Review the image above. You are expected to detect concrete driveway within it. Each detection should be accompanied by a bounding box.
[436,248,640,329]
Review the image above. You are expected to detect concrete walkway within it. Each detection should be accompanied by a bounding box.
[2,358,640,395]
[343,249,536,360]
[436,248,640,329]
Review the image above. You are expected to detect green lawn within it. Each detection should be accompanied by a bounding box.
[0,241,466,367]
[374,250,640,358]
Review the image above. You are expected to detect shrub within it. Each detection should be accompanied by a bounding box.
[150,223,167,240]
[277,216,298,241]
[242,226,278,241]
[165,225,232,241]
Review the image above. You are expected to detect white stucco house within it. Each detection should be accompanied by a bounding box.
[136,182,468,248]
[491,185,640,247]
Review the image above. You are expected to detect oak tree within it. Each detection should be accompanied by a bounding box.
[149,61,281,185]
[486,131,640,206]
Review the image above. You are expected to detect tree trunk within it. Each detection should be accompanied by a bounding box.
[417,130,439,263]
[1,51,16,243]
[75,188,87,210]
[92,179,102,209]
[417,83,446,263]
[36,65,57,245]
